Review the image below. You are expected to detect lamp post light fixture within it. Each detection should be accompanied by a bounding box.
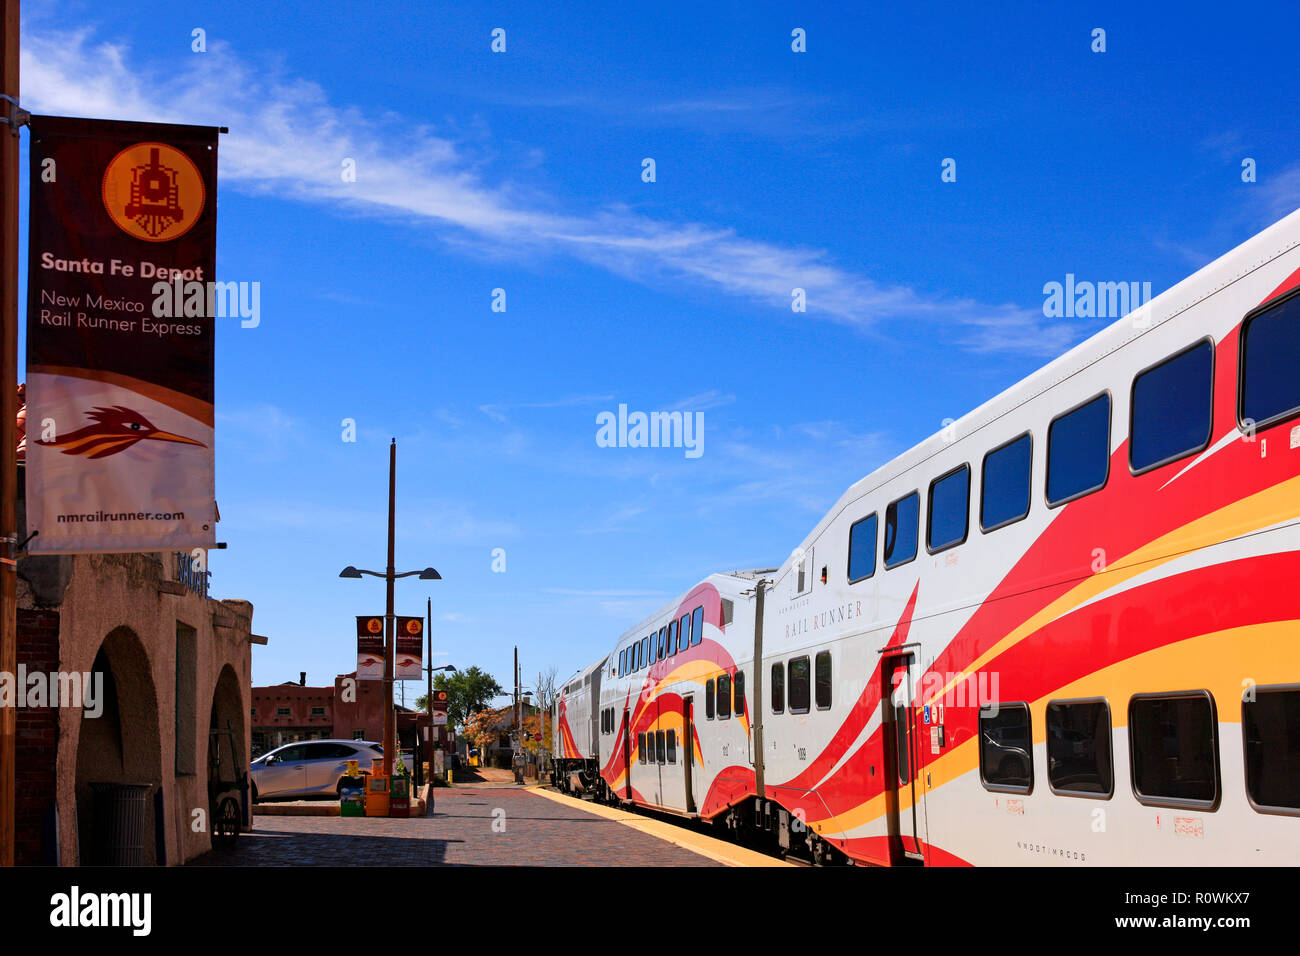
[338,439,442,778]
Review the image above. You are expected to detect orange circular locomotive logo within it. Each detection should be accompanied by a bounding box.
[365,617,383,634]
[403,619,423,635]
[102,142,205,242]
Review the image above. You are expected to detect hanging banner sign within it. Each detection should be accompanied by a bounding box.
[395,616,424,681]
[356,615,385,679]
[25,116,220,554]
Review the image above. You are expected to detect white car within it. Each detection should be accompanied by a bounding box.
[250,739,383,801]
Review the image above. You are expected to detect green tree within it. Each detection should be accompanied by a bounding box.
[416,666,503,729]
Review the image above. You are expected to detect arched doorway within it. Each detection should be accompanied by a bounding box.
[209,664,246,833]
[75,626,162,865]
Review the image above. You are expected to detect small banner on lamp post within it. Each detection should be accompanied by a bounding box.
[395,615,423,680]
[356,615,384,679]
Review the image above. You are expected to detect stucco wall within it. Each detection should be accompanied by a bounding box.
[17,549,254,865]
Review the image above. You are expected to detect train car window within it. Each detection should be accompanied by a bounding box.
[981,432,1032,532]
[706,679,715,719]
[640,637,649,669]
[656,730,666,764]
[1046,699,1113,797]
[667,622,677,657]
[678,614,690,652]
[815,651,832,709]
[666,729,677,764]
[1242,686,1300,813]
[789,656,811,714]
[722,599,734,626]
[638,732,646,761]
[734,671,745,716]
[1130,339,1213,474]
[717,673,732,719]
[979,703,1033,792]
[771,663,785,714]
[883,491,920,569]
[848,513,878,583]
[658,626,668,660]
[927,464,970,553]
[1046,393,1110,506]
[1240,288,1300,430]
[691,606,704,646]
[1129,692,1219,807]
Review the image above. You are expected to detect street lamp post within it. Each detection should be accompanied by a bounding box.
[339,439,441,777]
[422,594,456,787]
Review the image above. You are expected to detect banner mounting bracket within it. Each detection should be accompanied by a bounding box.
[0,94,28,136]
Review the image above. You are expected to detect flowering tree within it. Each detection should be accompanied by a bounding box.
[461,706,507,754]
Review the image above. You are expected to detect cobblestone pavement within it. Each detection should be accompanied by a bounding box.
[188,786,722,866]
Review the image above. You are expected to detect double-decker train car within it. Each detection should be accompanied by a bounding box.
[555,209,1300,865]
[551,657,605,793]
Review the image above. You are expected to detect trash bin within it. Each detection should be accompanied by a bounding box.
[339,776,365,817]
[365,775,390,817]
[389,775,411,818]
[89,783,151,866]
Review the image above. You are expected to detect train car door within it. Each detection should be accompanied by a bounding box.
[622,708,632,801]
[882,652,924,865]
[683,696,696,813]
[649,697,664,806]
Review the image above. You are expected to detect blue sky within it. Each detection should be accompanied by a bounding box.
[15,1,1300,702]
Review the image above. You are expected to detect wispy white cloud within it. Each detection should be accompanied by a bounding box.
[543,587,669,597]
[21,22,1075,356]
[478,394,614,424]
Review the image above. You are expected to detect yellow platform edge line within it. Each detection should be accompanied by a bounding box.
[527,786,794,867]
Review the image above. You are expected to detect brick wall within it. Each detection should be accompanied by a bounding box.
[15,608,59,865]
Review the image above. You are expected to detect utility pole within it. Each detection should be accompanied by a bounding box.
[0,0,21,868]
[426,595,432,777]
[382,439,397,777]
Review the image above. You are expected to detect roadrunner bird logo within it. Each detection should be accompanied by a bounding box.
[38,406,206,459]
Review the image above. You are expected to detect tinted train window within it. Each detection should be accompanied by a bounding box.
[638,732,646,760]
[678,614,690,652]
[705,679,715,719]
[734,671,745,716]
[1131,340,1213,473]
[666,623,676,658]
[639,638,648,670]
[771,663,785,714]
[815,651,832,709]
[979,703,1033,791]
[848,513,877,582]
[884,491,919,569]
[666,729,677,765]
[981,433,1032,531]
[1129,693,1218,806]
[1047,393,1111,506]
[789,656,811,714]
[691,606,704,646]
[656,730,665,764]
[927,464,970,553]
[1046,699,1112,796]
[717,674,732,719]
[1241,290,1300,428]
[1243,687,1300,812]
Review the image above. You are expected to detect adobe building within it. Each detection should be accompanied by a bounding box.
[252,671,451,760]
[14,468,264,865]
